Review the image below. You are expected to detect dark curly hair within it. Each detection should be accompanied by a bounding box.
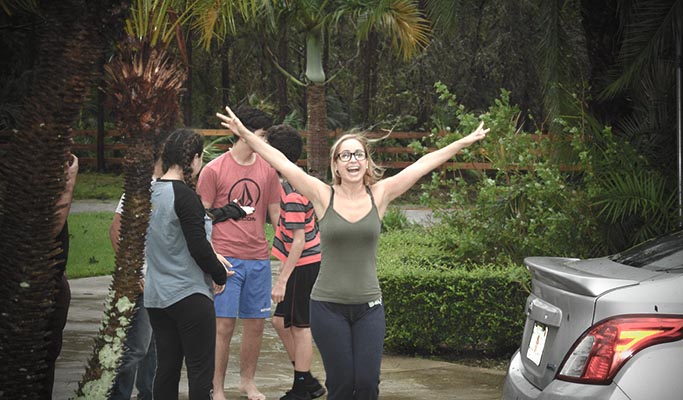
[235,105,273,132]
[266,124,302,163]
[161,128,203,188]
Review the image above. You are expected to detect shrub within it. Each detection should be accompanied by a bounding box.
[381,206,414,232]
[378,229,529,357]
[417,84,599,264]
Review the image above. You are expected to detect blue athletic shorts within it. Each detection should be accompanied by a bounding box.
[214,257,272,318]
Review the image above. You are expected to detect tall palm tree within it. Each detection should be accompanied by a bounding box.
[191,0,430,179]
[300,0,431,178]
[75,0,189,397]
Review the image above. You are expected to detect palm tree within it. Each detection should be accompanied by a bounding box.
[0,0,126,397]
[191,0,430,179]
[290,0,431,179]
[75,0,189,397]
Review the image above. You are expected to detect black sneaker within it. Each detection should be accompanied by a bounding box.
[306,377,326,399]
[280,390,311,400]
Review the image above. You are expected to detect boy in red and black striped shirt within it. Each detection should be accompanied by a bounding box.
[268,125,326,400]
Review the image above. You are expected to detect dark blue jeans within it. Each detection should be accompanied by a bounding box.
[111,295,156,400]
[310,299,385,400]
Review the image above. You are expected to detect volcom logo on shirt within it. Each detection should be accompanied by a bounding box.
[228,178,261,207]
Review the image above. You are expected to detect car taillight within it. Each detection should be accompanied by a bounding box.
[557,315,683,384]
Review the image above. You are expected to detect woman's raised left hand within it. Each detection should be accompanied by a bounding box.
[458,121,489,147]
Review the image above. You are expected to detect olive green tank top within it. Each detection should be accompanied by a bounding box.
[311,186,382,304]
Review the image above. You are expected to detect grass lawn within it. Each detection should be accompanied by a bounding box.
[73,171,123,201]
[67,207,276,279]
[67,211,116,278]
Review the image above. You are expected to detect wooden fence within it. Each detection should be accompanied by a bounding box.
[0,128,580,172]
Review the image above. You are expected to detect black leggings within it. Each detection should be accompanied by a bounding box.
[147,294,216,400]
[310,299,386,400]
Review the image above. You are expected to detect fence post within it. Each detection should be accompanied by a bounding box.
[96,56,106,172]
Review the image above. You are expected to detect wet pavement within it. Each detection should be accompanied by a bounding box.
[54,274,505,400]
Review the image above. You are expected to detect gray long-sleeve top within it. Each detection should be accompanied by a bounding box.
[144,179,227,309]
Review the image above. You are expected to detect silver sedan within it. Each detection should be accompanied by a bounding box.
[502,230,683,400]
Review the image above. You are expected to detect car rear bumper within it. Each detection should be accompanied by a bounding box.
[501,350,630,400]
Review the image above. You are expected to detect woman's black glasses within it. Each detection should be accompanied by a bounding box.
[337,150,366,162]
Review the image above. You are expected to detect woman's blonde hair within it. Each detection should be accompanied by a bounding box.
[329,131,385,185]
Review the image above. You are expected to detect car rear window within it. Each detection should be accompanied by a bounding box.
[609,230,683,272]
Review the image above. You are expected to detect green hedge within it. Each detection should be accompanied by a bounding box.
[377,229,530,357]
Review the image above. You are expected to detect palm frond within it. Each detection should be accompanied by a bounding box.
[615,58,677,162]
[423,0,460,32]
[617,113,646,140]
[203,135,232,162]
[264,44,307,87]
[0,0,38,15]
[537,0,590,121]
[191,0,231,49]
[125,0,196,50]
[593,169,676,230]
[191,0,266,50]
[338,0,431,61]
[282,108,304,129]
[602,0,681,98]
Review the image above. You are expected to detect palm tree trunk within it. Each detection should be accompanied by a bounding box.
[0,0,112,396]
[77,131,155,396]
[76,43,185,398]
[304,28,328,180]
[306,83,328,180]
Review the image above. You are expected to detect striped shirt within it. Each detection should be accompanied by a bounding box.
[271,181,321,266]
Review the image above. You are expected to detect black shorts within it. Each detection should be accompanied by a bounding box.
[273,262,320,328]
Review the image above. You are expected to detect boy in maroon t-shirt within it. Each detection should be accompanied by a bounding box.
[197,106,280,400]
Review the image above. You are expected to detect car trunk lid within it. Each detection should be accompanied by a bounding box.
[518,256,650,390]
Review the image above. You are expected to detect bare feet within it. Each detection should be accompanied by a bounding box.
[238,382,266,400]
[213,386,227,400]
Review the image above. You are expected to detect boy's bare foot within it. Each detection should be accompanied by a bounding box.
[238,382,266,400]
[212,386,227,400]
